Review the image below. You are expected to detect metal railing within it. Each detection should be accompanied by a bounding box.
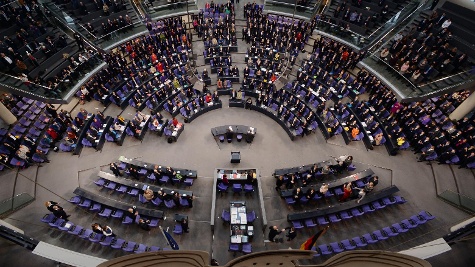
[364,0,425,51]
[265,0,319,19]
[0,193,35,218]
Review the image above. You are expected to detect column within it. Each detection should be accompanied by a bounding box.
[0,102,17,125]
[449,92,475,121]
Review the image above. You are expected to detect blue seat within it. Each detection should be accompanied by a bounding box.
[242,243,252,254]
[392,223,409,233]
[352,236,367,247]
[362,233,378,244]
[341,239,356,250]
[123,241,137,252]
[221,210,230,223]
[372,230,388,240]
[401,219,418,229]
[419,211,435,221]
[173,223,183,235]
[292,220,304,229]
[330,242,344,253]
[318,244,333,255]
[316,216,329,225]
[305,219,317,227]
[68,225,84,236]
[382,226,399,237]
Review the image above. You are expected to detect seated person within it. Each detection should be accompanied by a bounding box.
[143,188,154,201]
[128,167,139,179]
[306,187,316,199]
[202,68,209,79]
[292,187,303,202]
[125,206,138,220]
[138,218,151,231]
[319,183,329,196]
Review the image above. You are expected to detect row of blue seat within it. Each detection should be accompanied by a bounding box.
[68,195,162,223]
[40,213,166,253]
[312,211,435,256]
[291,195,407,229]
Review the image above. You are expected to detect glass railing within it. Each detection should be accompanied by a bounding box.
[96,22,148,50]
[0,52,103,103]
[314,18,366,47]
[265,0,319,20]
[362,50,475,101]
[43,1,148,50]
[140,0,198,20]
[361,55,421,97]
[314,0,421,50]
[439,190,475,213]
[362,0,422,50]
[0,193,35,217]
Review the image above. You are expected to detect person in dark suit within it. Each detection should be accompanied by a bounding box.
[45,201,60,212]
[52,205,70,220]
[138,218,151,231]
[268,225,285,242]
[181,218,189,233]
[285,226,297,241]
[110,163,121,176]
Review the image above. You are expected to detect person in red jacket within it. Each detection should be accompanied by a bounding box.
[172,117,179,127]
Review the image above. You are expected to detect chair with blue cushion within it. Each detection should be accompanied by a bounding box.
[173,223,183,235]
[242,243,252,254]
[123,241,137,252]
[232,184,242,195]
[330,242,344,253]
[341,239,356,250]
[318,244,333,255]
[221,210,230,224]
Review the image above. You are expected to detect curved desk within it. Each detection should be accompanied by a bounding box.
[229,99,296,141]
[211,124,256,142]
[185,100,223,123]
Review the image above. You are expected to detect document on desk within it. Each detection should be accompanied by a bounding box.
[241,214,247,224]
[231,235,240,243]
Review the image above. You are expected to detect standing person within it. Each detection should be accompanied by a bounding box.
[181,218,189,233]
[74,33,84,50]
[52,205,70,220]
[285,226,297,241]
[44,201,60,212]
[275,175,285,191]
[110,162,121,176]
[268,225,285,242]
[339,182,352,202]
